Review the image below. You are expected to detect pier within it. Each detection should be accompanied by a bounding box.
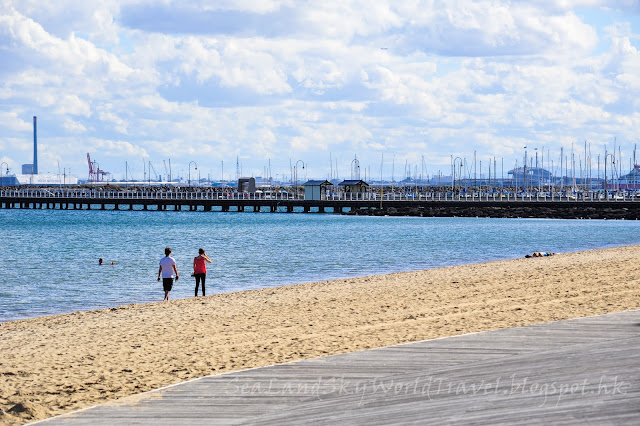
[2,189,640,218]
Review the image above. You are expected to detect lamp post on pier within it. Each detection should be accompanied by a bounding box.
[294,160,305,199]
[0,162,8,187]
[523,146,528,191]
[189,161,198,188]
[453,157,463,193]
[604,152,615,200]
[350,157,360,180]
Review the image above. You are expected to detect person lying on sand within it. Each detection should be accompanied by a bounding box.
[525,252,555,258]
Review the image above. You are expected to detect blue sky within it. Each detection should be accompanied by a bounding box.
[1,1,640,182]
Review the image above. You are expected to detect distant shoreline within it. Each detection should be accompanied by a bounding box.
[2,244,640,424]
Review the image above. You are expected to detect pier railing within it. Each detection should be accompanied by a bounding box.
[0,189,638,202]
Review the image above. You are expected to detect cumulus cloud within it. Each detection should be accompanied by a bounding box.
[62,118,87,133]
[0,0,640,178]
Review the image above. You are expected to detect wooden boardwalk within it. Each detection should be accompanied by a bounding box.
[37,310,640,425]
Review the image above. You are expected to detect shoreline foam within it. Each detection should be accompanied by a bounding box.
[2,245,640,424]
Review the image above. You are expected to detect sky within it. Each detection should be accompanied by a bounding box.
[1,0,640,183]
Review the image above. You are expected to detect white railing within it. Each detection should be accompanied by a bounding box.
[0,189,638,202]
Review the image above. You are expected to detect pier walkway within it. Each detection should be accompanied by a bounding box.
[2,189,640,214]
[38,310,639,424]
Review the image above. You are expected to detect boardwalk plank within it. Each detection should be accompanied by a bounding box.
[37,310,640,425]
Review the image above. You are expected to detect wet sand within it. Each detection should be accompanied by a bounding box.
[1,245,639,424]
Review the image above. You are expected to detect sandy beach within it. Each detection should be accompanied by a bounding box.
[1,245,639,424]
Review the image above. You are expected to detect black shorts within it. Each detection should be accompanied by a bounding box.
[163,278,174,292]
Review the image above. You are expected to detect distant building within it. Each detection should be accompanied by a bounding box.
[507,167,553,187]
[0,175,20,186]
[615,165,640,189]
[4,174,78,185]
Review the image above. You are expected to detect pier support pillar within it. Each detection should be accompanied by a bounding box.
[303,206,310,213]
[221,205,229,212]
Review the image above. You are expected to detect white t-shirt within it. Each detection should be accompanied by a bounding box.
[159,256,176,278]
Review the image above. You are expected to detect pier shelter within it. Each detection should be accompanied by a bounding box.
[303,180,332,201]
[338,180,369,199]
[237,177,256,193]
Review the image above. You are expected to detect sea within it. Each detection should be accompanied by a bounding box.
[1,209,639,322]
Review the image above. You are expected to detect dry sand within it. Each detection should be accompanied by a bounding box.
[1,245,640,424]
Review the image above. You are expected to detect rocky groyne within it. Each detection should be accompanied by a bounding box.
[345,203,640,220]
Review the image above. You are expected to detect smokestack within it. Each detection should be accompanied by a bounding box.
[33,116,38,174]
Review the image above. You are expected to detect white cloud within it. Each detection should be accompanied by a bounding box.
[62,118,87,133]
[0,111,32,131]
[91,138,149,158]
[1,1,640,179]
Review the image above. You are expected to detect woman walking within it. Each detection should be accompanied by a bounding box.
[193,248,212,296]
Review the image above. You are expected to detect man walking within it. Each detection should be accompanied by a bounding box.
[158,247,179,301]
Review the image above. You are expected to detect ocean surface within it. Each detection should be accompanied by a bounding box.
[1,209,639,322]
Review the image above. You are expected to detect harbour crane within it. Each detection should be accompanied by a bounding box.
[87,153,110,182]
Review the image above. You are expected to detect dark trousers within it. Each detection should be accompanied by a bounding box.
[194,273,206,296]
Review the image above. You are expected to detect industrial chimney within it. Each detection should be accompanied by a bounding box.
[33,116,38,174]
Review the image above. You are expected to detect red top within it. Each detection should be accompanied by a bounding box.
[194,256,207,274]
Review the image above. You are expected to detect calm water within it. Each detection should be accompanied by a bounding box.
[1,209,639,322]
